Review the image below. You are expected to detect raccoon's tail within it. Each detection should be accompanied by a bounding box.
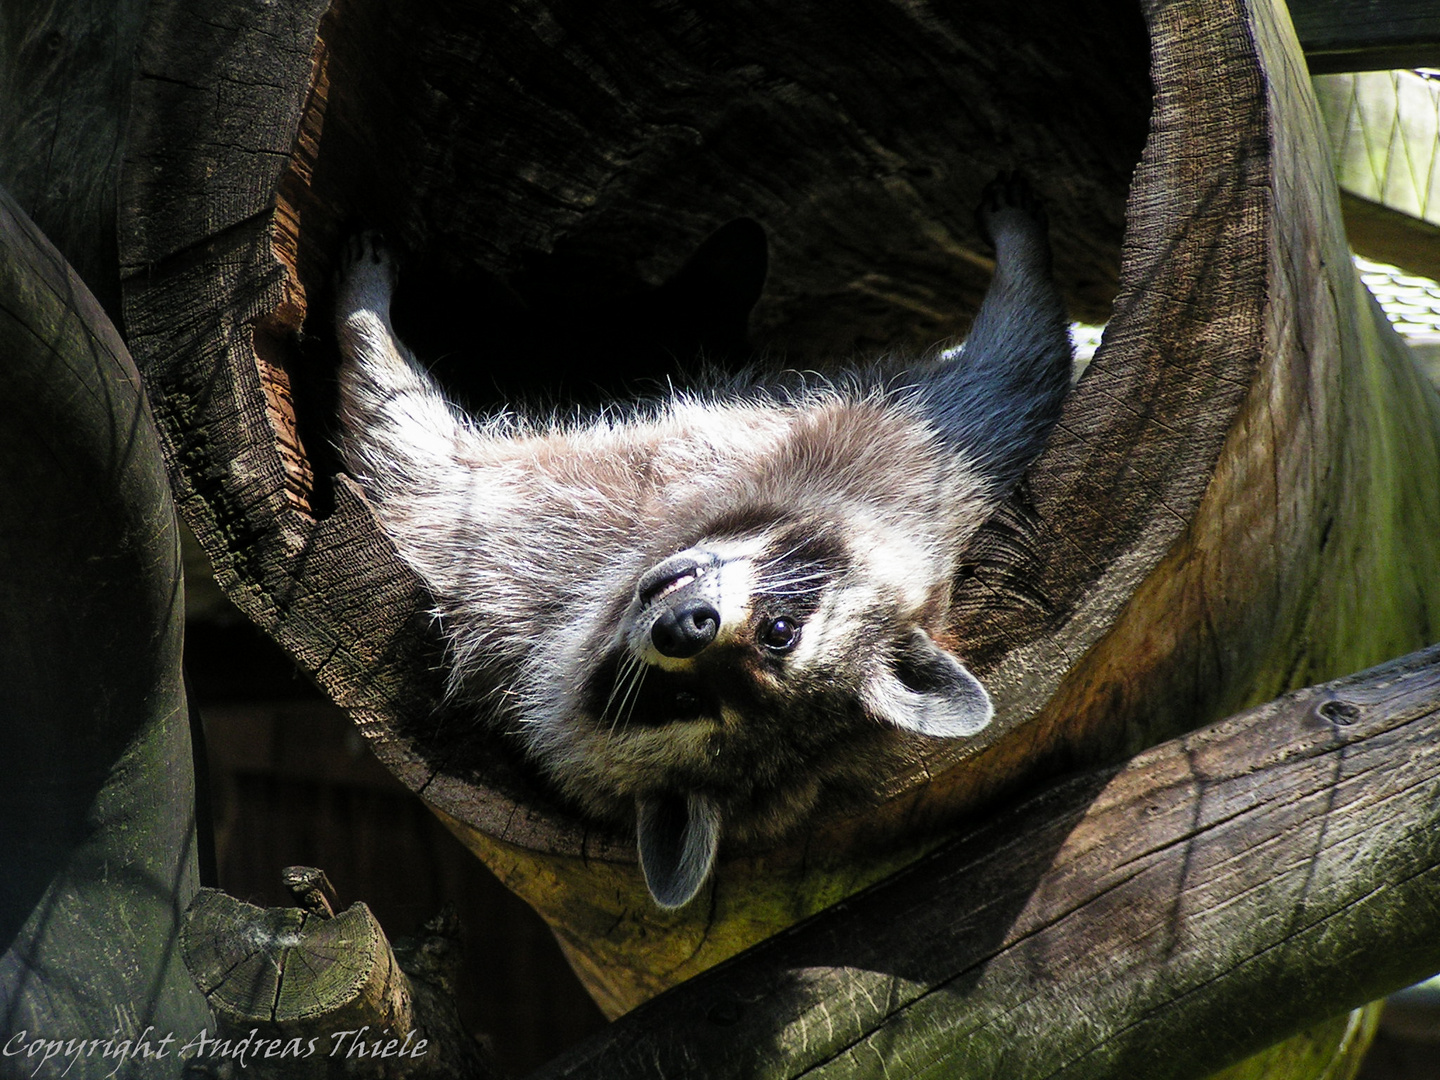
[914,173,1073,498]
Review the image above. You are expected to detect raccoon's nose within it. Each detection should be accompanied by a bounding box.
[651,598,721,658]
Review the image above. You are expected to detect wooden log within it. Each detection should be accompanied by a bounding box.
[182,884,501,1078]
[524,644,1440,1080]
[0,186,210,1059]
[1335,192,1440,284]
[0,0,146,321]
[117,0,1440,1023]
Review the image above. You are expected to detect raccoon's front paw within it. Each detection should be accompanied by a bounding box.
[335,231,399,321]
[976,171,1047,250]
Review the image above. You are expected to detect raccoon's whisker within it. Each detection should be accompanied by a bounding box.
[606,658,643,733]
[755,540,810,572]
[615,661,649,733]
[600,653,641,731]
[756,572,829,594]
[758,576,824,590]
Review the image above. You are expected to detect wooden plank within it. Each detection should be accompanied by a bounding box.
[1288,0,1440,72]
[527,645,1440,1080]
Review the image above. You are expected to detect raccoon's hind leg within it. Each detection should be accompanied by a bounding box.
[333,233,468,504]
[918,173,1073,496]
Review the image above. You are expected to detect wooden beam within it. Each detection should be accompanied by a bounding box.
[1341,191,1440,282]
[1289,0,1440,72]
[528,645,1440,1080]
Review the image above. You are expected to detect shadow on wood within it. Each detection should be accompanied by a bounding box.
[0,186,210,1060]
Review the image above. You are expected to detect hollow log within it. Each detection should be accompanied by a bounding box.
[118,0,1440,1028]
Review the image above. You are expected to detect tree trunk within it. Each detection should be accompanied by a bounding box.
[118,0,1440,1032]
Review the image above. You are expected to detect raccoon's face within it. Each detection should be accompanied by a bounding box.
[561,516,993,908]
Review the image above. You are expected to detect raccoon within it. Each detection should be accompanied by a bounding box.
[332,174,1073,908]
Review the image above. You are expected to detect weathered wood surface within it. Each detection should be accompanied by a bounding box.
[119,0,1440,1021]
[182,886,501,1078]
[524,645,1440,1080]
[0,0,146,322]
[1287,0,1440,72]
[0,187,210,1063]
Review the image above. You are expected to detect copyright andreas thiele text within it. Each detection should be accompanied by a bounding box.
[3,1026,428,1076]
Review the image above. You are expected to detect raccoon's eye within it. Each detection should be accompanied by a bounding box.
[759,616,801,653]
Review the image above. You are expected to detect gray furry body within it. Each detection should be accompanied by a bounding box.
[333,177,1072,907]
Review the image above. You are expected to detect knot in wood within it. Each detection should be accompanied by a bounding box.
[1317,698,1361,726]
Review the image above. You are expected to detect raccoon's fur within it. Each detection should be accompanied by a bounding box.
[333,175,1073,908]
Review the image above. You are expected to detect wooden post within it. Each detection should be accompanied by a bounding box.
[182,884,500,1078]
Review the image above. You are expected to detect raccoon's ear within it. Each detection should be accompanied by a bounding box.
[636,791,722,909]
[865,629,994,738]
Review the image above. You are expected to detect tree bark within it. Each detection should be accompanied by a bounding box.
[118,0,1440,1032]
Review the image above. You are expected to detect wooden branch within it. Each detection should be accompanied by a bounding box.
[526,645,1440,1080]
[1287,0,1440,72]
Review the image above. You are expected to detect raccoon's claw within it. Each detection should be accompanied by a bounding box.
[976,171,1047,250]
[335,230,399,321]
